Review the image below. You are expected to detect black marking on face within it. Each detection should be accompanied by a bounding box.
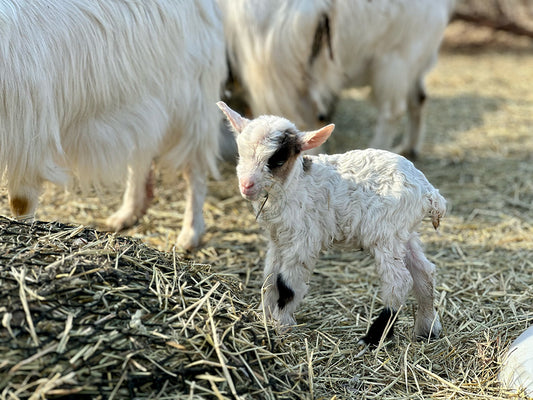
[267,130,301,171]
[302,156,313,173]
[277,274,295,310]
[360,308,398,346]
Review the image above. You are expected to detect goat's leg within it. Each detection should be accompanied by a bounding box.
[370,107,401,151]
[405,234,442,340]
[369,57,408,151]
[361,247,413,346]
[261,245,283,321]
[396,78,427,159]
[8,176,43,220]
[107,157,154,232]
[262,248,313,326]
[176,161,207,250]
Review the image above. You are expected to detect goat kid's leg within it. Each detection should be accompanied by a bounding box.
[405,234,442,340]
[262,248,311,326]
[176,163,207,250]
[261,246,283,321]
[396,78,427,159]
[107,158,154,232]
[361,248,413,346]
[8,177,43,220]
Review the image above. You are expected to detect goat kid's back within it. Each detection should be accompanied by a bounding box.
[0,0,226,248]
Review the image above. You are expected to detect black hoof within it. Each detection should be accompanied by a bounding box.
[400,149,418,161]
[360,308,398,346]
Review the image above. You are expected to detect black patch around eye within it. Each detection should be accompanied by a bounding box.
[267,146,290,170]
[267,131,301,170]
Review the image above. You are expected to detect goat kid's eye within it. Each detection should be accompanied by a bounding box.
[267,148,289,170]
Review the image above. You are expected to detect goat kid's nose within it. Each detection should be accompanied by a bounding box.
[240,179,254,190]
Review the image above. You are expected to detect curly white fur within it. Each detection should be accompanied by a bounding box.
[218,101,446,342]
[218,0,455,157]
[0,0,226,249]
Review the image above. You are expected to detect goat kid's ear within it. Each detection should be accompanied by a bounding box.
[217,101,250,134]
[301,124,335,151]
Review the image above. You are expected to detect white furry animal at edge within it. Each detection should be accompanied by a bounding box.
[0,0,226,249]
[218,101,446,343]
[218,0,456,156]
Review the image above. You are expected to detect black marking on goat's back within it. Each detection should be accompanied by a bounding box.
[267,129,301,171]
[276,274,295,310]
[360,308,398,346]
[302,156,313,173]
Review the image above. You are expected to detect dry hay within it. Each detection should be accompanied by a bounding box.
[1,21,533,399]
[0,216,311,399]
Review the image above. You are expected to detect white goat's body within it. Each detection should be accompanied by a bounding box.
[219,0,455,156]
[0,0,226,248]
[218,102,446,344]
[257,150,443,251]
[257,150,445,330]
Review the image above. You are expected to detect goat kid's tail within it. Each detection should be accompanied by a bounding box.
[425,190,446,230]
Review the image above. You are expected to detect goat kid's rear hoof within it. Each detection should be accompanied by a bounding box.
[414,318,442,341]
[359,308,397,347]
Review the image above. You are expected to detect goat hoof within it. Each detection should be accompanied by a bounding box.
[414,317,442,341]
[106,210,139,232]
[360,308,398,347]
[177,227,203,250]
[399,148,419,161]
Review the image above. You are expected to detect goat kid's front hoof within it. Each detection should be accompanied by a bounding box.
[271,309,297,329]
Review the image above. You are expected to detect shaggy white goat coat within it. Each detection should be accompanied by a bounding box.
[0,0,226,249]
[218,0,455,156]
[218,102,446,343]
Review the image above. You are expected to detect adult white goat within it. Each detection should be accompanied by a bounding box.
[218,101,446,345]
[0,0,226,249]
[219,0,455,158]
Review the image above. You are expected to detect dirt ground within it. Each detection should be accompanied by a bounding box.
[1,22,532,399]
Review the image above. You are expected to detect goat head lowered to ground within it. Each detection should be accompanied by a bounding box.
[218,0,456,158]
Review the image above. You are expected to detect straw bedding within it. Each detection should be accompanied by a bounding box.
[1,22,532,399]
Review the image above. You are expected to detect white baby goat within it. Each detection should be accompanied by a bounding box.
[219,0,455,158]
[218,101,446,345]
[0,0,226,249]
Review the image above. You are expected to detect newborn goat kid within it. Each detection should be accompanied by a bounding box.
[218,102,446,345]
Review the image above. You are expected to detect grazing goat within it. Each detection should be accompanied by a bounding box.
[218,0,455,158]
[0,0,226,249]
[218,101,446,345]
